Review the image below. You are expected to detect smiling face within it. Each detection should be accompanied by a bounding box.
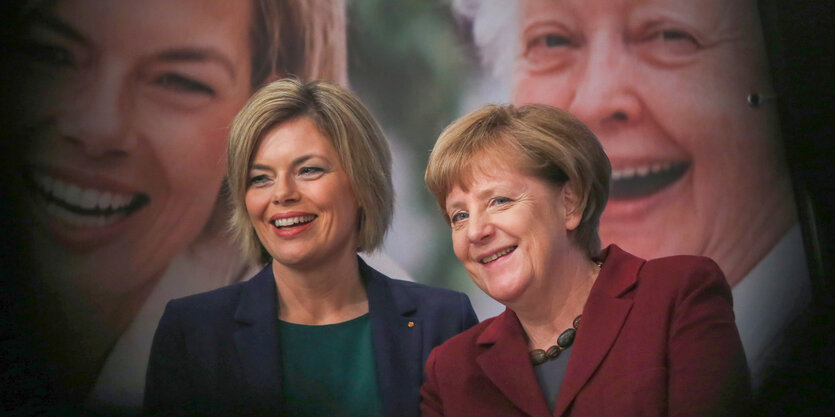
[20,0,254,294]
[445,155,581,306]
[511,0,795,285]
[245,117,360,270]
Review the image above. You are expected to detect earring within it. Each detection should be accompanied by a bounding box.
[747,92,778,108]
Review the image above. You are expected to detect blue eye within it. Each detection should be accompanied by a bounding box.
[658,30,696,43]
[299,166,324,176]
[491,197,511,206]
[450,211,469,224]
[544,34,571,48]
[155,73,216,96]
[248,174,270,186]
[20,41,74,68]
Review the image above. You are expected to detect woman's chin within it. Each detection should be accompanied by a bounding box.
[481,279,530,306]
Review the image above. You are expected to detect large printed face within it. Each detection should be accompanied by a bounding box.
[20,0,254,294]
[511,0,795,285]
[245,117,360,270]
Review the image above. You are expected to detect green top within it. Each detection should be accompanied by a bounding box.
[277,313,384,417]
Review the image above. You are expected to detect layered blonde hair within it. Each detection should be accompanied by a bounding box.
[228,79,393,263]
[250,0,348,87]
[425,103,611,257]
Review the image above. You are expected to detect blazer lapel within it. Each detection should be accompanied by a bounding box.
[553,245,643,417]
[233,265,282,412]
[364,259,423,417]
[476,309,552,417]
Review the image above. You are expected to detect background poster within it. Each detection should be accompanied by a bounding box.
[2,0,830,414]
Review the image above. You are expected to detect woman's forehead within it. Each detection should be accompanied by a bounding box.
[447,152,526,193]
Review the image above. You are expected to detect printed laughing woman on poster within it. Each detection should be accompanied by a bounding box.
[16,0,404,412]
[453,0,809,385]
[420,103,750,416]
[144,78,477,417]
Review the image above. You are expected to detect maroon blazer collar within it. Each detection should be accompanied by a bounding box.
[475,245,645,417]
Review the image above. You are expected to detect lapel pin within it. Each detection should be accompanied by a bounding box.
[408,321,415,327]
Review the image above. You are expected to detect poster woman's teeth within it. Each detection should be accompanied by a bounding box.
[29,170,149,228]
[609,162,690,200]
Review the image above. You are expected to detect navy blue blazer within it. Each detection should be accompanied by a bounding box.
[144,258,477,416]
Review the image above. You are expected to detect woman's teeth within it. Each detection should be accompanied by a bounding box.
[29,170,149,228]
[273,215,316,228]
[481,246,517,264]
[610,162,690,200]
[33,172,134,211]
[611,162,682,181]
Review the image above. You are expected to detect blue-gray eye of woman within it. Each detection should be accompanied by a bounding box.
[451,212,469,223]
[659,30,696,43]
[20,40,74,68]
[299,166,324,175]
[156,73,216,95]
[248,174,269,186]
[492,197,511,205]
[545,34,571,47]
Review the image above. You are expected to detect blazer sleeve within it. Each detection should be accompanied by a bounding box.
[666,258,751,417]
[143,300,195,415]
[419,293,476,417]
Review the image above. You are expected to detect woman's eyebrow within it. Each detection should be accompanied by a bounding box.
[156,48,239,80]
[250,164,274,173]
[249,154,327,172]
[28,12,88,44]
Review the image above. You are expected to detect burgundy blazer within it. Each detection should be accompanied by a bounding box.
[421,245,750,417]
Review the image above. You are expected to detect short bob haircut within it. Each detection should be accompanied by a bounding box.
[228,78,393,264]
[425,103,611,258]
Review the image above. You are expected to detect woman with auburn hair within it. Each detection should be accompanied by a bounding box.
[420,103,749,416]
[145,78,477,417]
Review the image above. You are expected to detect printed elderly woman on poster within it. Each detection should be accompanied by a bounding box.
[453,0,810,385]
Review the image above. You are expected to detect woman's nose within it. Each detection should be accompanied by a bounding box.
[466,212,494,244]
[566,39,643,132]
[55,70,137,157]
[271,175,301,205]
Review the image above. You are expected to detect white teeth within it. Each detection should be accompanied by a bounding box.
[80,188,98,209]
[44,201,127,228]
[29,170,145,229]
[273,215,316,228]
[97,191,113,210]
[32,172,136,211]
[612,162,673,180]
[480,246,516,264]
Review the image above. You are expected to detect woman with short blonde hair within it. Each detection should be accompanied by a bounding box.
[227,78,393,263]
[146,79,477,417]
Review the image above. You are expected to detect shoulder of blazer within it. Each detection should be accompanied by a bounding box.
[162,264,275,325]
[637,253,731,300]
[591,244,723,299]
[361,257,473,319]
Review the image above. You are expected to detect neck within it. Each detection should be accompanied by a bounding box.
[273,250,368,325]
[512,247,599,350]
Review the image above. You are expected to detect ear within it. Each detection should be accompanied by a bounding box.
[561,182,582,231]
